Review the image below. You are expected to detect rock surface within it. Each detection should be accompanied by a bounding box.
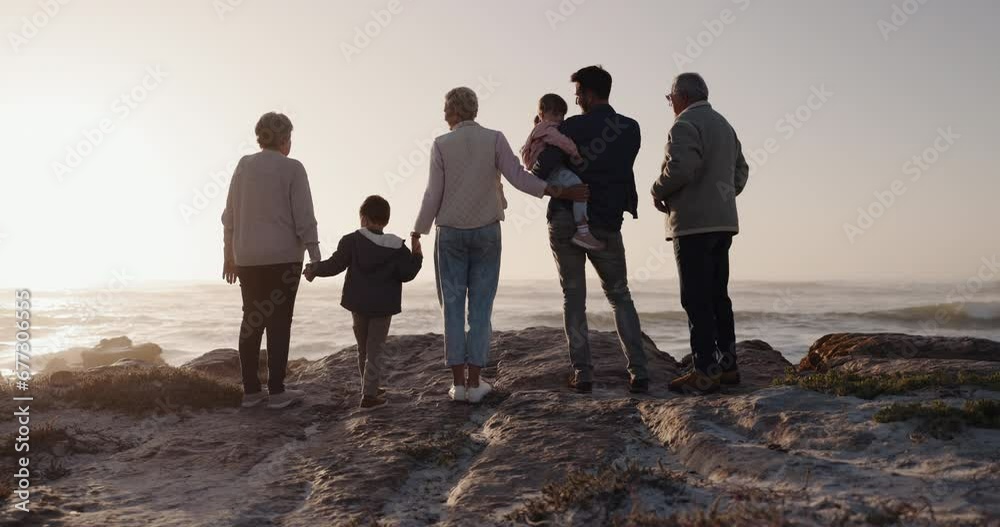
[181,347,311,382]
[4,329,1000,526]
[800,332,1000,372]
[39,336,165,372]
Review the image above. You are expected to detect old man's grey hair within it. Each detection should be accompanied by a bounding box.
[444,87,479,122]
[673,73,709,103]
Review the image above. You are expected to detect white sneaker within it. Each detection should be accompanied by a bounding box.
[466,381,493,404]
[241,391,268,408]
[448,384,467,402]
[266,389,304,409]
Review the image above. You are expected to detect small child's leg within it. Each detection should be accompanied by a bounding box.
[549,168,589,234]
[352,313,368,380]
[362,316,392,399]
[572,201,590,232]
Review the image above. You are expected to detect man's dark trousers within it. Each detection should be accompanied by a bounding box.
[673,232,737,375]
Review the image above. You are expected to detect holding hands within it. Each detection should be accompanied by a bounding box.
[410,233,423,256]
[303,263,317,282]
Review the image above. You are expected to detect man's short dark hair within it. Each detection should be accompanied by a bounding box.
[570,65,612,100]
[360,195,391,225]
[539,93,569,116]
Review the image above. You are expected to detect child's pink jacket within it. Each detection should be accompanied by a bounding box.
[520,120,582,169]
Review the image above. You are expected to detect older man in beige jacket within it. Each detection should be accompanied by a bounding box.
[652,73,749,394]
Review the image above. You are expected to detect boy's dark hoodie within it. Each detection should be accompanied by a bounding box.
[312,228,422,317]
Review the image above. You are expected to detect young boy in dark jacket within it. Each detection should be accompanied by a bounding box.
[303,195,422,409]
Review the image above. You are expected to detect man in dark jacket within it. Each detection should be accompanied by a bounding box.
[304,195,422,408]
[653,73,749,394]
[533,65,648,394]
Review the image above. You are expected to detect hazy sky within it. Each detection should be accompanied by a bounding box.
[1,0,996,288]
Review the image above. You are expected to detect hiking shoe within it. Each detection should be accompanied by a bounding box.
[628,378,649,394]
[571,231,606,251]
[717,370,741,385]
[377,387,386,397]
[266,389,304,409]
[359,396,387,410]
[241,391,268,408]
[466,381,493,404]
[568,376,593,394]
[448,384,467,402]
[668,371,720,395]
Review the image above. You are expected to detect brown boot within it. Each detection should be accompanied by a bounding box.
[717,370,741,385]
[668,371,720,394]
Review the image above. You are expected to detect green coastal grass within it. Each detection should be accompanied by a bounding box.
[772,369,1000,399]
[873,399,1000,439]
[0,367,242,415]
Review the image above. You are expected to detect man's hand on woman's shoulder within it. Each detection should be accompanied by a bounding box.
[545,184,590,202]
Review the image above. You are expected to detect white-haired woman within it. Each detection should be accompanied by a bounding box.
[222,112,321,410]
[411,87,588,403]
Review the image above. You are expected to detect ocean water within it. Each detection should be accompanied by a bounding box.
[5,279,1000,367]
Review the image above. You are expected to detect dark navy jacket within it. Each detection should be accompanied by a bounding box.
[312,228,422,317]
[532,103,641,231]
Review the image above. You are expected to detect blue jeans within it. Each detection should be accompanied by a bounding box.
[434,222,502,367]
[548,167,588,225]
[548,209,648,382]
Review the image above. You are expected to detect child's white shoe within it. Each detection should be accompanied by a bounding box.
[466,381,493,404]
[448,384,467,402]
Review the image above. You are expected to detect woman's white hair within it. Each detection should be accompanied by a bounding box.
[255,112,293,149]
[444,87,478,122]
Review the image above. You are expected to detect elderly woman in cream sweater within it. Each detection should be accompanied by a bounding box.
[222,112,321,410]
[411,87,588,403]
